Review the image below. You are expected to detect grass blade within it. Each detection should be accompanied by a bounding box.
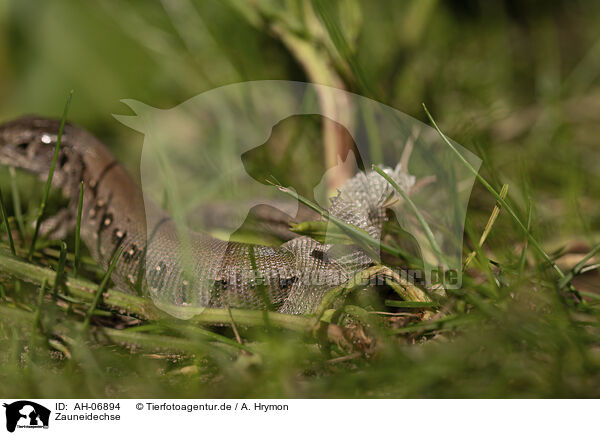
[73,180,84,278]
[82,245,123,332]
[32,279,48,334]
[9,167,25,242]
[464,184,509,269]
[53,241,68,297]
[0,187,15,255]
[373,164,445,265]
[28,90,73,261]
[384,300,438,308]
[421,104,574,292]
[311,0,376,98]
[518,199,533,277]
[558,242,600,290]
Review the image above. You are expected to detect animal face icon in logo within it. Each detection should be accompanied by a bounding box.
[3,401,50,432]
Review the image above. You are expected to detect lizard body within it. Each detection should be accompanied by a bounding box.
[0,116,413,314]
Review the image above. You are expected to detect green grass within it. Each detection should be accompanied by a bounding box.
[0,0,599,398]
[28,91,73,261]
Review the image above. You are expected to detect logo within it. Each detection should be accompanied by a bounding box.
[3,401,50,433]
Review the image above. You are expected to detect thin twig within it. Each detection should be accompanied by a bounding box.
[464,184,509,269]
[326,351,362,364]
[226,305,245,347]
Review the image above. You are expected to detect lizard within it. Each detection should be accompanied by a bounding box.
[0,116,415,314]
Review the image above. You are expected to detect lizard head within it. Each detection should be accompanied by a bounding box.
[0,115,72,174]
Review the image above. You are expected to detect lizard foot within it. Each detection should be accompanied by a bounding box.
[38,208,76,240]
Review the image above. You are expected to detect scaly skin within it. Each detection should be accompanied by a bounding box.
[0,116,411,314]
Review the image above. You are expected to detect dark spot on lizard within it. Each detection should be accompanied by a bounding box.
[177,275,195,304]
[16,142,29,151]
[310,249,329,263]
[211,277,228,303]
[112,228,126,245]
[58,152,68,167]
[123,243,141,264]
[177,289,189,305]
[101,212,113,229]
[148,261,167,290]
[89,160,118,196]
[278,276,297,292]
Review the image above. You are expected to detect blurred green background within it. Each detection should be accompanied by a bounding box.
[1,0,599,241]
[1,0,599,398]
